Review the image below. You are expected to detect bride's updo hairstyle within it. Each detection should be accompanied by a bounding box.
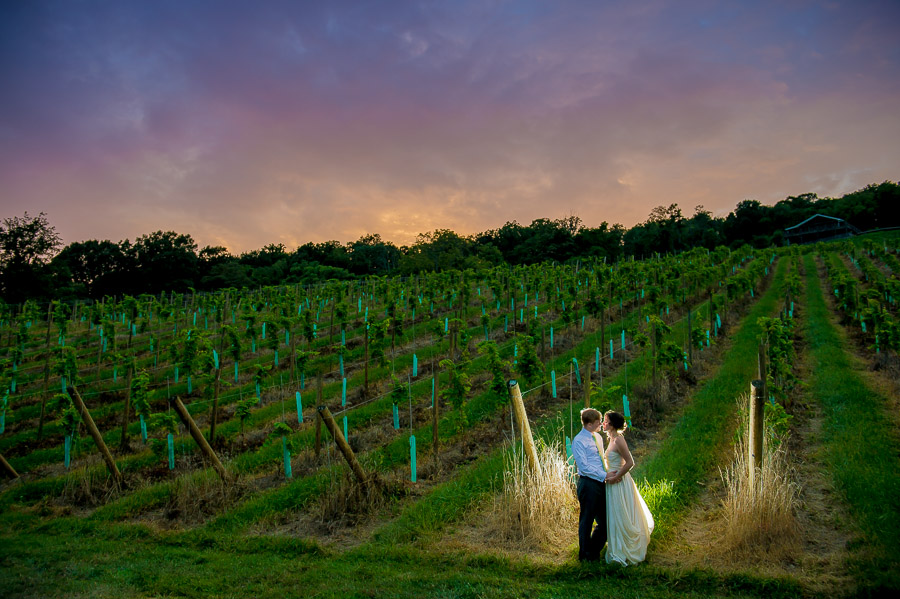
[605,411,627,433]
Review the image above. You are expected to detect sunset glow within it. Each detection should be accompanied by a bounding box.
[2,0,898,253]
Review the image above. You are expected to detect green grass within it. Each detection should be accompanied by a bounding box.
[0,516,802,599]
[633,257,789,535]
[803,252,900,592]
[372,451,505,546]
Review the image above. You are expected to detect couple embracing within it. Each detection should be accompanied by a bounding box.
[572,408,654,565]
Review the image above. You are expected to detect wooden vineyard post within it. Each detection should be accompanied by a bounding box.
[432,366,440,462]
[449,320,459,361]
[38,354,51,440]
[317,406,368,485]
[289,328,297,382]
[119,363,134,450]
[314,373,323,458]
[0,453,19,479]
[329,300,335,345]
[45,302,52,348]
[172,396,230,483]
[583,360,591,408]
[317,371,324,405]
[687,308,693,367]
[749,380,765,485]
[315,416,322,458]
[508,380,541,476]
[95,334,103,380]
[209,365,222,444]
[363,329,369,400]
[69,386,123,484]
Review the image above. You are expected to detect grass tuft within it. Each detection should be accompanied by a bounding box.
[719,398,801,560]
[636,478,678,540]
[487,440,577,549]
[164,469,250,524]
[313,470,409,532]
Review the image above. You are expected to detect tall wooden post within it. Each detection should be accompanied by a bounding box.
[432,368,440,462]
[330,301,336,344]
[69,386,122,484]
[0,453,19,479]
[599,306,606,367]
[749,380,765,485]
[317,406,368,485]
[37,355,50,440]
[583,360,591,408]
[508,380,541,476]
[687,308,693,366]
[172,396,230,482]
[45,302,52,348]
[449,320,458,360]
[363,328,369,399]
[289,332,297,382]
[95,334,103,381]
[209,366,222,444]
[314,373,323,457]
[314,417,322,458]
[119,363,134,450]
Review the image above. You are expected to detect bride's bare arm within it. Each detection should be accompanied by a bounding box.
[617,437,635,476]
[606,437,634,484]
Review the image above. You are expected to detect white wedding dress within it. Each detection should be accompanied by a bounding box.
[605,448,654,565]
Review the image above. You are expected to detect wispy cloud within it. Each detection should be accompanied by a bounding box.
[1,0,898,252]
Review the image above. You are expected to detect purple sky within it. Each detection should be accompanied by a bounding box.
[2,1,899,254]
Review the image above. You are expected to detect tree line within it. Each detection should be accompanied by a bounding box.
[1,181,897,304]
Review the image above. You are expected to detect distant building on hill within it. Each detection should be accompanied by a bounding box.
[783,214,862,245]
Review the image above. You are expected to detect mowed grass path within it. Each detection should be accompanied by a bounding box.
[803,253,900,592]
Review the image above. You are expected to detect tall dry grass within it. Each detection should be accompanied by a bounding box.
[61,463,123,506]
[719,395,801,560]
[313,470,408,532]
[488,440,577,549]
[164,469,248,522]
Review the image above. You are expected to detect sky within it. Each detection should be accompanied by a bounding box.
[1,0,899,254]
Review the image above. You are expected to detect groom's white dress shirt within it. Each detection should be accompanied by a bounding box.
[572,427,608,483]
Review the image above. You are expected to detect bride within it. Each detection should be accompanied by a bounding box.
[602,411,654,565]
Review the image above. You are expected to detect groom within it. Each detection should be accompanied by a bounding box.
[572,408,617,561]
